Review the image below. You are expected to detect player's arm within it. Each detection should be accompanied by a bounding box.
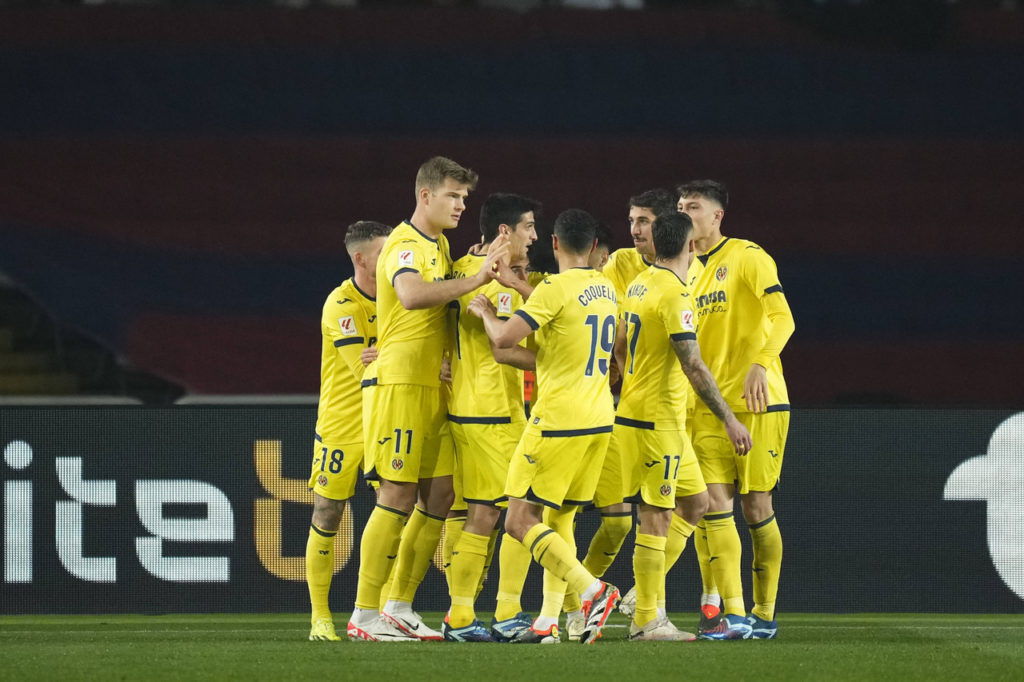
[491,343,536,371]
[671,335,752,454]
[741,262,796,412]
[393,236,509,310]
[612,316,627,379]
[466,294,534,349]
[494,261,535,300]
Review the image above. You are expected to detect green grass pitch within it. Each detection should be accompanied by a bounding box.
[3,613,1024,681]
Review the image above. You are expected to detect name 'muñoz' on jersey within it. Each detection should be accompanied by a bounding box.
[367,220,453,387]
[514,267,617,434]
[693,236,790,412]
[617,265,697,430]
[315,278,377,444]
[448,253,526,423]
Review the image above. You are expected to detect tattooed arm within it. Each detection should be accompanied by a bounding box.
[671,336,752,454]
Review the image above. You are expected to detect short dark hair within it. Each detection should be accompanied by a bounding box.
[628,188,677,218]
[553,208,599,254]
[527,222,558,275]
[480,193,542,243]
[344,220,392,253]
[675,179,729,210]
[594,221,612,250]
[652,213,694,261]
[415,156,479,195]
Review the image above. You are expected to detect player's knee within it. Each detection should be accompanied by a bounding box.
[740,491,773,525]
[677,491,709,525]
[601,514,633,544]
[311,497,346,531]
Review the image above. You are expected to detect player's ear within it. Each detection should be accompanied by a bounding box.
[688,238,695,254]
[551,234,560,253]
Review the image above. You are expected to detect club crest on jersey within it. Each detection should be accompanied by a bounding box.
[317,475,328,487]
[660,484,672,497]
[497,292,512,314]
[715,266,728,282]
[398,250,415,267]
[338,315,357,336]
[680,310,695,331]
[391,458,404,471]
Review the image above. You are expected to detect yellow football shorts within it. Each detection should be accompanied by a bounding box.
[362,382,453,484]
[308,438,364,501]
[450,419,525,508]
[690,408,789,494]
[620,426,706,509]
[504,425,612,509]
[591,426,625,508]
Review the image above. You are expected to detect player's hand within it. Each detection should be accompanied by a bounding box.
[607,357,621,386]
[481,234,510,281]
[742,363,769,413]
[466,293,496,319]
[360,347,378,366]
[439,356,452,384]
[724,416,752,455]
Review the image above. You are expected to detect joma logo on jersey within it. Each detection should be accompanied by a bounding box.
[696,291,727,308]
[497,293,512,314]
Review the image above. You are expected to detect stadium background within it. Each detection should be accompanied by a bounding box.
[1,2,1023,615]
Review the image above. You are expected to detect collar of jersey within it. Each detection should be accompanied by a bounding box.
[351,278,376,302]
[652,263,688,286]
[697,236,730,266]
[404,220,439,243]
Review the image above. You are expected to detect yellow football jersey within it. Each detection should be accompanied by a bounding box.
[693,237,790,412]
[315,278,377,444]
[368,220,453,387]
[516,268,617,434]
[448,253,526,423]
[603,248,652,298]
[617,265,697,430]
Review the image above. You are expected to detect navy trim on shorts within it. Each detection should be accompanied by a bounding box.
[669,332,696,341]
[614,416,655,430]
[310,524,337,538]
[541,425,613,437]
[563,497,594,507]
[749,513,777,530]
[314,433,323,442]
[464,496,508,507]
[765,403,791,412]
[524,488,561,510]
[334,337,364,347]
[391,267,419,285]
[361,378,378,388]
[763,284,784,295]
[514,309,539,330]
[447,413,513,425]
[704,510,734,522]
[624,491,674,510]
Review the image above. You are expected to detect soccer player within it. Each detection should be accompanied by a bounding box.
[443,193,541,642]
[306,220,392,642]
[347,157,509,642]
[467,208,620,645]
[568,189,678,635]
[616,212,751,641]
[677,179,795,640]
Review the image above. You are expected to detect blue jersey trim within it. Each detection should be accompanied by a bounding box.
[447,414,513,425]
[764,284,784,295]
[334,337,364,347]
[669,332,696,342]
[765,403,791,413]
[314,433,323,442]
[541,425,613,437]
[403,220,438,243]
[361,378,378,388]
[352,280,376,302]
[614,416,655,430]
[514,309,539,330]
[697,237,731,266]
[391,267,419,285]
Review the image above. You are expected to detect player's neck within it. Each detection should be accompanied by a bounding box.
[695,230,724,255]
[555,253,590,272]
[655,255,688,280]
[353,269,376,298]
[408,208,443,239]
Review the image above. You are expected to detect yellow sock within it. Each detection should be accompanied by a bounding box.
[443,516,466,594]
[693,520,718,602]
[540,506,577,619]
[523,523,595,598]
[389,508,445,604]
[704,511,745,616]
[660,514,694,608]
[448,531,490,628]
[306,524,336,622]
[633,533,667,627]
[749,514,782,621]
[379,510,413,610]
[494,533,532,621]
[475,529,500,599]
[354,504,407,611]
[581,512,632,578]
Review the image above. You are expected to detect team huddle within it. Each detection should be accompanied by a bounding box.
[305,156,794,644]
